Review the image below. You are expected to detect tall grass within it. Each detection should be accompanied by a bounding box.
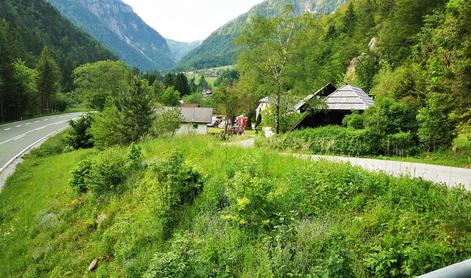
[0,135,470,277]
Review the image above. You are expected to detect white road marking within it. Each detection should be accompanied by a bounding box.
[0,120,68,145]
[25,122,31,125]
[15,125,22,128]
[3,128,11,131]
[34,121,40,123]
[13,134,25,141]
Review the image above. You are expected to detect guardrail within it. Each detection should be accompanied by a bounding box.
[418,259,471,278]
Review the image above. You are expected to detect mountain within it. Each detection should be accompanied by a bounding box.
[166,39,202,62]
[176,0,348,70]
[47,0,175,71]
[0,0,116,90]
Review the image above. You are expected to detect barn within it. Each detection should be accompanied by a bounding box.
[291,84,374,130]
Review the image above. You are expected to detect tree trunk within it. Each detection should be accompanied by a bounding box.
[274,93,281,134]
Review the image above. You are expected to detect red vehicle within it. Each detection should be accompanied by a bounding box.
[224,126,245,135]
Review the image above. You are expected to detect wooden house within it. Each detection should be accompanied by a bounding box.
[291,84,374,130]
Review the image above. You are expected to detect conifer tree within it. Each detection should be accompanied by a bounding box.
[118,76,154,143]
[343,2,356,34]
[37,47,60,112]
[174,73,190,96]
[163,73,175,88]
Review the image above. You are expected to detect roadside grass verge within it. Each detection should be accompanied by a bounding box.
[0,134,95,276]
[0,135,470,277]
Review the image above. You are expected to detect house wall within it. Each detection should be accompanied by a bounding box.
[176,123,208,135]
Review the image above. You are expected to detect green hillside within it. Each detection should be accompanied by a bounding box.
[1,135,469,276]
[0,0,116,90]
[176,0,348,70]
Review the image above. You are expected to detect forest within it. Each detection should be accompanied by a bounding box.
[0,0,115,122]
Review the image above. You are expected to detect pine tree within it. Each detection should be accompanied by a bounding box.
[118,76,154,143]
[199,76,209,91]
[174,73,190,96]
[343,2,356,34]
[163,73,175,88]
[37,47,60,112]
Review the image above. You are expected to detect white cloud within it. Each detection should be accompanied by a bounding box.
[122,0,265,42]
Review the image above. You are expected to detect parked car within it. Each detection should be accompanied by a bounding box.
[207,118,221,127]
[224,126,245,135]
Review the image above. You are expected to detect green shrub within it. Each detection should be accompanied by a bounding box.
[223,166,276,230]
[364,97,418,138]
[342,111,365,129]
[66,113,94,149]
[145,151,204,236]
[452,133,471,154]
[68,159,92,194]
[381,131,417,156]
[144,234,200,278]
[88,148,129,197]
[258,126,375,156]
[417,94,456,151]
[127,143,144,170]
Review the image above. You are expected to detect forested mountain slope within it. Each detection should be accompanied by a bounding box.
[48,0,175,71]
[176,0,348,70]
[0,0,116,90]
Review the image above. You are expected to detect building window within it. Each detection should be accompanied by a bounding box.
[193,124,198,129]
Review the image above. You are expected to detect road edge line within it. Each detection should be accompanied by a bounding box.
[0,127,67,174]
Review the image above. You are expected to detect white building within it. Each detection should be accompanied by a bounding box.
[177,107,213,135]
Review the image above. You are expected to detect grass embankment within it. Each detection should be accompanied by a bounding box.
[0,134,470,277]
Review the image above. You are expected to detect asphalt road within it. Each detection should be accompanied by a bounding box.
[0,113,83,172]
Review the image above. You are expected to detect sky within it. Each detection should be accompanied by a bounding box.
[122,0,265,42]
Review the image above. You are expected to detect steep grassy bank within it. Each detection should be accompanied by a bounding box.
[0,135,470,277]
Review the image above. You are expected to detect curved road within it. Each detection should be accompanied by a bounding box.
[0,113,83,173]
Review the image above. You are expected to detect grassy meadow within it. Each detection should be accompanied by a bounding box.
[0,133,470,277]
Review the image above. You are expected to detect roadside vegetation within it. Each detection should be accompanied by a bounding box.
[1,134,470,277]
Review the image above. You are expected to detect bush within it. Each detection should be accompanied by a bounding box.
[144,234,200,278]
[145,151,204,236]
[452,133,471,154]
[342,112,365,129]
[380,131,417,156]
[68,159,92,194]
[87,148,130,197]
[257,126,375,156]
[223,166,276,230]
[417,94,456,151]
[66,113,94,149]
[364,97,418,138]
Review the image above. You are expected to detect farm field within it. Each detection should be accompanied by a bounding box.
[0,133,469,277]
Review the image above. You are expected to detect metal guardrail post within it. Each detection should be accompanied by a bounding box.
[418,259,471,278]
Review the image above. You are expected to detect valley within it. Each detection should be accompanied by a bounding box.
[0,0,470,277]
